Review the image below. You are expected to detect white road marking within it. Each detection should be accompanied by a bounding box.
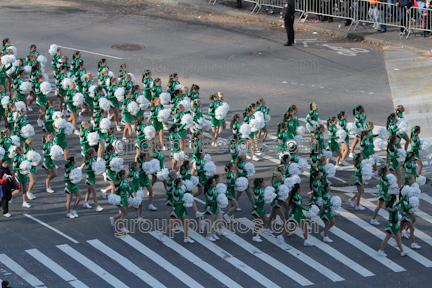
[57,45,123,60]
[0,254,47,288]
[23,214,79,244]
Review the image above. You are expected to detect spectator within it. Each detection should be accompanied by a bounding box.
[396,0,413,35]
[0,159,19,218]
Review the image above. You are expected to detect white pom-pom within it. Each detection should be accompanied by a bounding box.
[114,87,125,102]
[412,183,421,197]
[40,81,52,95]
[159,93,171,105]
[204,154,211,162]
[397,118,409,135]
[346,122,357,135]
[109,157,124,172]
[264,186,277,204]
[19,82,32,94]
[215,102,229,120]
[112,140,125,154]
[0,147,5,159]
[216,193,229,208]
[264,114,271,123]
[306,120,318,133]
[49,44,58,56]
[62,78,73,90]
[37,55,47,65]
[20,124,35,139]
[8,146,16,160]
[284,175,301,190]
[10,135,20,147]
[23,66,32,75]
[127,101,140,116]
[99,97,111,112]
[191,175,199,187]
[92,160,105,175]
[6,65,15,76]
[204,161,216,177]
[173,151,185,162]
[108,71,115,78]
[183,180,193,192]
[401,185,415,197]
[294,135,303,145]
[244,162,255,178]
[298,158,308,173]
[1,55,15,65]
[362,158,375,167]
[324,163,336,178]
[239,123,251,138]
[375,127,388,139]
[1,96,9,109]
[421,139,430,154]
[409,196,420,213]
[373,138,384,152]
[105,77,111,88]
[250,118,264,133]
[72,93,84,106]
[235,177,248,191]
[87,132,100,146]
[157,109,170,122]
[216,183,227,195]
[361,165,373,181]
[278,185,289,201]
[197,118,213,131]
[142,161,153,175]
[306,205,320,218]
[181,114,193,130]
[129,195,143,209]
[182,193,194,207]
[397,149,406,164]
[100,118,111,133]
[323,150,332,159]
[288,163,301,176]
[417,175,426,186]
[108,194,121,206]
[7,46,17,57]
[50,145,64,160]
[64,123,74,135]
[179,98,191,112]
[127,73,135,83]
[136,95,150,110]
[150,159,161,174]
[386,174,398,189]
[80,74,86,83]
[18,160,32,175]
[330,196,342,210]
[89,85,98,98]
[296,126,306,136]
[14,101,26,112]
[69,168,82,184]
[335,130,347,143]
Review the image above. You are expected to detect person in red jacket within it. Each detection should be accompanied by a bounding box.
[0,159,19,217]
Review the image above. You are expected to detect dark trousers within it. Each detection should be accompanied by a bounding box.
[0,186,12,214]
[284,15,295,45]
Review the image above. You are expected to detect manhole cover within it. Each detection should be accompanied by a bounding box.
[111,44,145,51]
[250,51,271,57]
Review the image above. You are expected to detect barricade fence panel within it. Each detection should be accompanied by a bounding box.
[407,6,432,38]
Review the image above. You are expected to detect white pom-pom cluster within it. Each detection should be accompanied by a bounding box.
[23,66,32,75]
[239,123,251,138]
[92,160,106,175]
[421,139,430,155]
[10,135,20,147]
[374,138,384,152]
[376,127,388,139]
[100,118,111,133]
[136,95,150,110]
[294,135,303,145]
[108,71,115,78]
[73,93,84,106]
[8,146,16,160]
[87,132,100,146]
[215,102,229,120]
[114,87,125,102]
[264,186,277,204]
[288,163,301,176]
[250,112,265,133]
[216,183,227,195]
[397,149,406,164]
[401,185,415,198]
[361,165,373,181]
[109,157,124,172]
[323,150,332,159]
[362,158,375,167]
[244,162,255,178]
[181,114,193,130]
[397,118,409,135]
[144,126,155,140]
[191,175,199,187]
[15,101,26,112]
[157,109,170,122]
[196,118,213,131]
[127,101,140,116]
[298,158,308,173]
[330,196,342,210]
[335,130,347,143]
[417,175,426,186]
[183,180,193,192]
[346,122,357,135]
[143,159,161,175]
[50,145,64,160]
[89,85,98,98]
[62,78,73,90]
[159,93,171,105]
[19,82,32,94]
[204,161,216,177]
[386,174,398,189]
[182,193,194,207]
[264,114,271,123]
[324,163,336,178]
[69,168,82,184]
[6,65,15,77]
[306,120,318,133]
[412,183,421,197]
[179,98,191,112]
[296,126,306,136]
[278,185,289,201]
[108,194,121,206]
[40,81,52,95]
[1,96,9,109]
[49,44,58,56]
[19,160,32,175]
[235,177,249,191]
[306,205,320,218]
[216,193,229,208]
[128,195,142,209]
[173,151,185,162]
[1,55,15,65]
[204,154,211,162]
[37,55,47,65]
[409,196,420,213]
[20,124,35,139]
[127,73,136,83]
[284,175,301,190]
[0,147,5,159]
[64,123,74,135]
[98,97,111,112]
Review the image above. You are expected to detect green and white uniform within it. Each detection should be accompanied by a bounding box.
[385,199,403,234]
[24,146,37,174]
[256,105,270,128]
[143,77,153,101]
[122,98,133,124]
[12,153,28,184]
[320,190,334,221]
[170,187,187,218]
[173,110,187,138]
[115,178,133,207]
[85,156,97,185]
[270,180,284,208]
[150,105,163,131]
[195,157,207,187]
[327,123,340,152]
[388,143,400,171]
[353,161,363,186]
[309,178,323,206]
[208,100,222,127]
[338,118,350,143]
[251,187,265,217]
[65,88,77,113]
[105,151,117,181]
[54,126,67,149]
[410,133,421,160]
[42,141,56,169]
[204,186,219,215]
[377,174,390,201]
[138,158,151,187]
[289,192,310,223]
[354,111,366,137]
[306,109,319,130]
[64,164,79,194]
[226,170,236,200]
[80,128,90,156]
[151,84,162,99]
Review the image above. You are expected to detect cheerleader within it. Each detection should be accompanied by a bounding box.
[131,85,144,118]
[42,133,58,193]
[309,170,323,207]
[11,147,30,208]
[403,152,418,182]
[280,154,291,179]
[26,45,39,62]
[395,105,410,150]
[398,176,421,249]
[364,122,379,174]
[54,114,69,161]
[92,109,107,159]
[151,78,162,100]
[157,178,195,243]
[224,163,238,222]
[101,144,117,197]
[306,102,320,131]
[142,70,153,101]
[349,105,366,157]
[105,125,118,147]
[287,104,300,132]
[217,92,227,130]
[313,124,326,152]
[98,68,110,94]
[170,89,182,115]
[75,60,86,90]
[128,162,143,219]
[118,63,128,83]
[151,144,168,190]
[191,99,203,135]
[0,129,12,163]
[167,73,180,96]
[107,78,121,131]
[265,173,286,231]
[188,84,200,101]
[92,86,104,118]
[51,47,62,76]
[0,58,7,95]
[23,139,37,200]
[79,121,91,157]
[15,108,28,143]
[137,152,157,211]
[2,38,11,54]
[0,85,6,125]
[192,152,207,198]
[164,170,178,221]
[388,135,402,187]
[326,117,342,170]
[35,74,48,127]
[256,98,270,145]
[173,104,187,150]
[65,81,80,134]
[148,97,166,150]
[208,93,222,146]
[243,106,259,161]
[122,90,135,142]
[283,112,296,139]
[63,157,81,218]
[5,102,17,130]
[109,170,133,234]
[178,160,199,216]
[80,148,103,212]
[122,73,134,92]
[169,124,182,170]
[348,153,366,210]
[277,123,289,155]
[134,116,146,161]
[277,183,314,246]
[190,131,203,165]
[97,59,109,78]
[55,65,69,113]
[234,153,254,207]
[409,126,423,175]
[337,111,350,165]
[230,114,242,137]
[13,70,30,111]
[229,134,240,164]
[203,176,226,241]
[371,166,390,225]
[181,86,189,99]
[377,194,409,257]
[81,73,93,118]
[320,183,335,243]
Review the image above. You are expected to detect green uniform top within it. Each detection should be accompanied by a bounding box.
[167,80,180,95]
[64,164,77,184]
[355,112,366,130]
[306,109,319,127]
[151,85,162,99]
[153,151,165,170]
[236,160,248,178]
[187,91,199,101]
[85,156,97,177]
[170,132,181,153]
[231,120,241,136]
[377,174,390,201]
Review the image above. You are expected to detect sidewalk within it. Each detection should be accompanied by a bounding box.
[148,0,432,52]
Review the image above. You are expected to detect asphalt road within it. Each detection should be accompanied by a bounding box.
[0,0,430,287]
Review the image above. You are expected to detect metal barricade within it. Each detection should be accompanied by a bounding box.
[352,0,409,38]
[406,6,432,38]
[253,0,304,16]
[299,0,354,27]
[208,0,261,14]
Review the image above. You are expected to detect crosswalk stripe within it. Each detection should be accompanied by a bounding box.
[420,193,432,206]
[292,229,375,277]
[121,235,205,288]
[313,218,406,272]
[337,207,432,267]
[345,193,432,249]
[188,230,281,288]
[148,232,243,288]
[224,231,314,286]
[87,239,166,288]
[26,249,89,288]
[237,218,344,282]
[0,254,47,288]
[57,244,129,288]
